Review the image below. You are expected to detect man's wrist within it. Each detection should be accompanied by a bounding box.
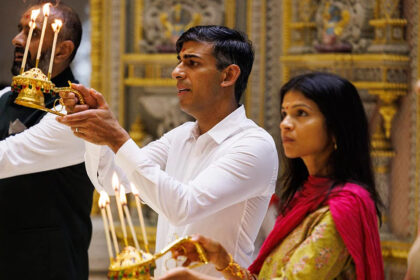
[109,128,130,153]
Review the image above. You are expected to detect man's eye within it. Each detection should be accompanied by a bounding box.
[188,60,198,66]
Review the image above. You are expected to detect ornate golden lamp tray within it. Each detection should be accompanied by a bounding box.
[11,67,84,116]
[107,236,208,280]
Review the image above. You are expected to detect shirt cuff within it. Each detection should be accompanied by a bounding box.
[115,138,145,177]
[84,141,105,192]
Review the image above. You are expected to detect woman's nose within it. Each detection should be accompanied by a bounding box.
[280,116,293,131]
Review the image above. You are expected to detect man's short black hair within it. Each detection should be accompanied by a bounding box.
[176,25,254,103]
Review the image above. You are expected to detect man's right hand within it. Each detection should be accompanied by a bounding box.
[59,83,100,113]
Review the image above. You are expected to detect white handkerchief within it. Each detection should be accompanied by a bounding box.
[8,119,27,135]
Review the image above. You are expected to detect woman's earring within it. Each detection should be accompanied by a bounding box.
[334,142,338,150]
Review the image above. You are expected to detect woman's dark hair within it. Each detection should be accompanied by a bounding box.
[279,72,382,219]
[176,25,254,103]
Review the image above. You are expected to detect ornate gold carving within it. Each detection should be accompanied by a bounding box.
[281,53,409,62]
[135,0,144,53]
[129,116,147,147]
[259,0,266,126]
[245,0,253,115]
[369,0,408,53]
[321,2,350,37]
[90,0,104,92]
[287,0,316,52]
[160,3,202,47]
[225,0,236,28]
[119,0,126,125]
[90,0,106,216]
[382,241,411,259]
[91,191,100,216]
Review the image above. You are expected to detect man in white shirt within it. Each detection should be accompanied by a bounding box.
[0,4,94,280]
[58,25,279,277]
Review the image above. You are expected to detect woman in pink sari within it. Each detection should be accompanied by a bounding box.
[159,72,384,280]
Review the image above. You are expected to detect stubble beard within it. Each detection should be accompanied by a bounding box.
[11,48,52,76]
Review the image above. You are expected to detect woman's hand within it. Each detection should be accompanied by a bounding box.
[171,235,231,271]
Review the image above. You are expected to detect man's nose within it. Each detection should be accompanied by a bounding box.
[172,64,186,80]
[12,31,25,48]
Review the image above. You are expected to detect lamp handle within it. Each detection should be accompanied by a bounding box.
[51,85,85,116]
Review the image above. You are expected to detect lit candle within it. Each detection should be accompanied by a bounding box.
[20,8,40,74]
[104,192,119,254]
[35,3,51,68]
[112,173,128,246]
[99,191,114,260]
[120,185,141,251]
[131,182,149,253]
[47,19,62,79]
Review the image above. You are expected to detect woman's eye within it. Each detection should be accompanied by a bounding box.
[188,60,198,66]
[297,109,308,116]
[280,111,287,119]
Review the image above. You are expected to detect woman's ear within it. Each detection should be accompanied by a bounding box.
[221,64,241,88]
[54,40,75,64]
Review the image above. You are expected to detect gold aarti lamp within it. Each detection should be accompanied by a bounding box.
[102,177,208,280]
[11,4,84,116]
[11,68,84,116]
[107,236,208,280]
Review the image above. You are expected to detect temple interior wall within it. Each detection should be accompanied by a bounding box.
[0,0,419,279]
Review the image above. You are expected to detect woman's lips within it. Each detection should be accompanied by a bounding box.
[282,136,294,143]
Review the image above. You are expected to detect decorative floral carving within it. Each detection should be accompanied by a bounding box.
[140,0,223,53]
[314,0,373,53]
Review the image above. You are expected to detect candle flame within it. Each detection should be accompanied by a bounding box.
[120,185,127,205]
[112,172,119,191]
[51,19,63,32]
[130,182,139,196]
[43,3,51,16]
[99,191,110,208]
[31,9,41,21]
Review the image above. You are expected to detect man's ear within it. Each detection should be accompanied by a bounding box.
[54,40,75,63]
[221,64,241,88]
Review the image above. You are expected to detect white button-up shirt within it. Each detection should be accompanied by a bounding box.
[85,105,279,277]
[0,87,85,178]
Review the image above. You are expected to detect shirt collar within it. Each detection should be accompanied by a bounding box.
[189,105,247,144]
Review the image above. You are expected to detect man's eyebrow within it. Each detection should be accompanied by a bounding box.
[177,54,202,60]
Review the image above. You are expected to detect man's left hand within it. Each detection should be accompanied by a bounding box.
[56,88,130,153]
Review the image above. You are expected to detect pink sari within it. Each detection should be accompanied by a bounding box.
[249,176,384,280]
